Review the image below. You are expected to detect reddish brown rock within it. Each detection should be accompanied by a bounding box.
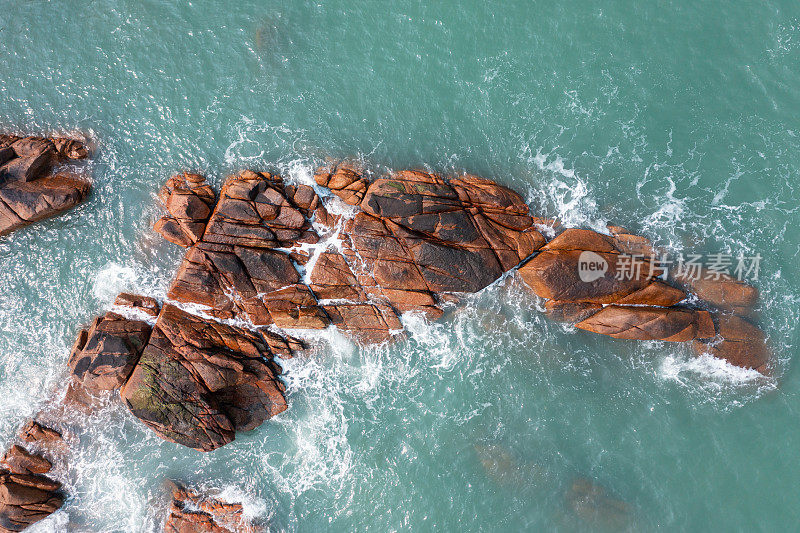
[161,166,544,345]
[0,135,91,237]
[67,311,152,392]
[18,422,61,445]
[693,314,769,373]
[120,304,288,452]
[575,305,715,341]
[518,229,685,306]
[202,170,318,249]
[673,270,759,312]
[0,174,91,237]
[0,471,62,532]
[154,172,216,247]
[543,300,603,323]
[314,163,369,206]
[1,447,51,476]
[165,483,260,533]
[114,292,161,317]
[516,225,769,373]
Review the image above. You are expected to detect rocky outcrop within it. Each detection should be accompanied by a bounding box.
[517,226,769,373]
[0,425,63,532]
[0,471,62,532]
[163,165,545,343]
[0,134,91,237]
[120,304,288,452]
[154,173,216,247]
[18,422,61,446]
[164,483,260,533]
[64,291,300,452]
[66,163,771,454]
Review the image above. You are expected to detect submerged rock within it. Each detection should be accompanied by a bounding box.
[693,314,769,374]
[0,135,91,237]
[565,477,631,531]
[164,483,261,533]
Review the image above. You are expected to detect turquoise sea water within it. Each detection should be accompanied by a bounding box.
[1,1,799,531]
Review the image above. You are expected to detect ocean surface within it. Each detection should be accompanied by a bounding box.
[1,1,799,531]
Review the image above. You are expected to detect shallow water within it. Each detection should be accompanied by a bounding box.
[1,1,799,531]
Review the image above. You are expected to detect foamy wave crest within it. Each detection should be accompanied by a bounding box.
[521,146,607,232]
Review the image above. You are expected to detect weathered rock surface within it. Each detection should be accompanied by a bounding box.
[0,436,62,532]
[120,304,288,452]
[165,483,260,533]
[516,226,769,372]
[1,447,51,476]
[67,311,153,392]
[18,422,61,446]
[518,229,685,306]
[161,165,544,343]
[694,314,769,373]
[0,471,62,532]
[154,172,216,247]
[576,305,715,342]
[0,134,91,237]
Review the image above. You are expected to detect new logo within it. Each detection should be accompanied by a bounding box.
[578,251,608,282]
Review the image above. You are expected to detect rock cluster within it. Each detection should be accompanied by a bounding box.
[0,134,90,236]
[163,166,545,343]
[66,293,298,452]
[65,165,770,456]
[517,226,768,373]
[0,423,63,532]
[164,483,260,533]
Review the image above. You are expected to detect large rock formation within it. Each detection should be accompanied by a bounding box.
[0,134,91,237]
[63,164,771,455]
[163,166,545,343]
[517,226,769,373]
[120,304,288,452]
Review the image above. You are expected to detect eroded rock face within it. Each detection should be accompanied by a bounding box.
[516,226,769,373]
[0,135,91,237]
[120,304,288,452]
[154,173,216,247]
[0,437,62,532]
[0,472,62,532]
[162,165,544,343]
[67,311,153,392]
[165,483,260,533]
